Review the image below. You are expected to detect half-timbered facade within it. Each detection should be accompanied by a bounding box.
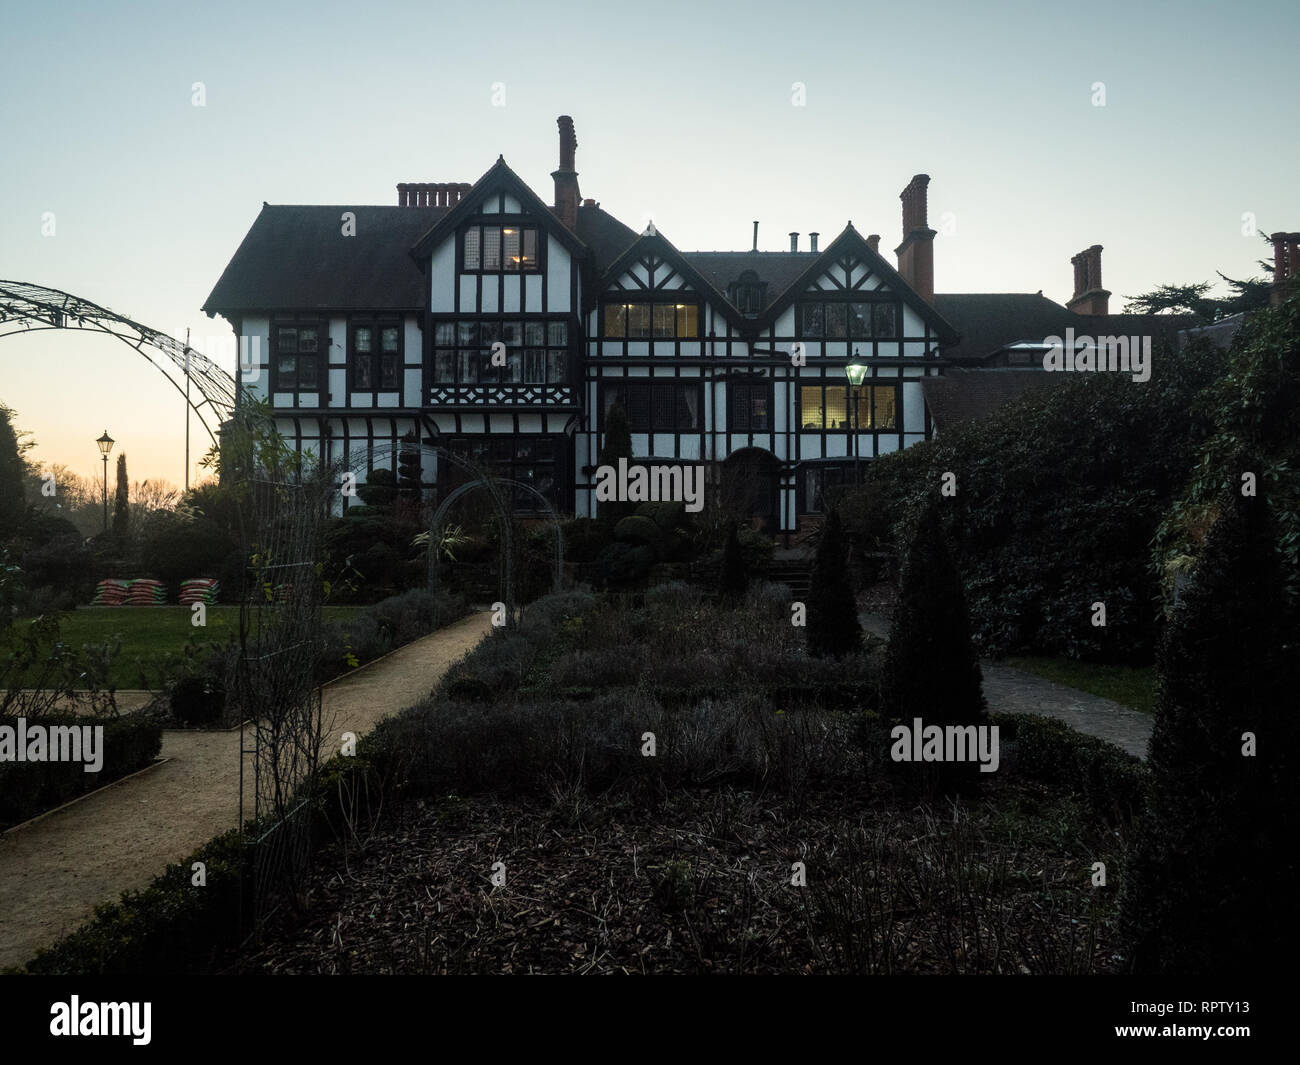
[203,115,959,535]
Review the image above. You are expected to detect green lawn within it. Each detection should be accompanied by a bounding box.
[1004,656,1156,715]
[16,606,360,690]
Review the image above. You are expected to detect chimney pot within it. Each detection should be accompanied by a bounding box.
[789,232,799,252]
[809,232,819,253]
[866,234,880,253]
[752,221,759,252]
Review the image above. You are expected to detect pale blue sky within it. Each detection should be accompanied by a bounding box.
[1,0,1295,484]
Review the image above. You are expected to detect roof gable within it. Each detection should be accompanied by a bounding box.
[408,157,587,262]
[593,230,749,331]
[761,226,959,342]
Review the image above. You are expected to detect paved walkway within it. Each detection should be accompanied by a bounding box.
[0,611,491,971]
[861,611,1153,760]
[981,663,1152,760]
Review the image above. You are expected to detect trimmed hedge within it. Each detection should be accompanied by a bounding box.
[16,829,248,975]
[992,711,1149,824]
[0,713,163,830]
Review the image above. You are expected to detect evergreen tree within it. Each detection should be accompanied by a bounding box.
[882,504,986,792]
[597,402,635,523]
[1121,482,1299,974]
[112,452,130,546]
[0,405,26,542]
[397,431,423,509]
[718,521,748,602]
[806,508,862,658]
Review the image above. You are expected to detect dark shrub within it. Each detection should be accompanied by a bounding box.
[991,712,1147,824]
[843,336,1226,661]
[19,829,248,975]
[882,504,986,793]
[718,523,748,601]
[1121,485,1300,975]
[806,509,862,658]
[170,675,225,727]
[0,714,163,829]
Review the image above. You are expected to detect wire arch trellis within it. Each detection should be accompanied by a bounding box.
[345,440,565,624]
[0,280,238,444]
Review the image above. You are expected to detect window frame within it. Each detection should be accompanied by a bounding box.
[797,381,899,432]
[460,221,542,274]
[600,298,702,339]
[431,317,571,388]
[443,434,564,512]
[797,297,901,341]
[349,318,403,393]
[272,319,326,393]
[728,379,773,432]
[599,379,704,433]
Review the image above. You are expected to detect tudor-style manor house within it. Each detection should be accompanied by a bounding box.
[203,115,965,534]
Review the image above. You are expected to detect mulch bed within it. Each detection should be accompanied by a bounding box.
[225,780,1123,975]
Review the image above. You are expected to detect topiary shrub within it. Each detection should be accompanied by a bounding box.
[805,508,861,658]
[1120,482,1300,975]
[882,503,987,793]
[718,523,748,602]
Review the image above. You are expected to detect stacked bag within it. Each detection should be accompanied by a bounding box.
[91,578,131,606]
[179,578,220,606]
[124,579,167,606]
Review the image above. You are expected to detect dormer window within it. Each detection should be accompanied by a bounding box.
[730,270,766,314]
[462,224,539,272]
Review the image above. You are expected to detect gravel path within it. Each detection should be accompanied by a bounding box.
[0,611,491,970]
[861,610,1153,760]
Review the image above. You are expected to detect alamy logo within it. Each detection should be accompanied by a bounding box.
[1043,328,1151,382]
[593,457,704,512]
[890,717,1000,773]
[0,718,104,773]
[50,996,151,1045]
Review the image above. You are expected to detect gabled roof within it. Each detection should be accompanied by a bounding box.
[575,204,639,274]
[202,204,447,315]
[594,229,751,332]
[408,156,588,262]
[683,252,817,313]
[761,225,960,344]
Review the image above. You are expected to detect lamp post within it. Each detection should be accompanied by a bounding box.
[846,357,868,486]
[96,430,114,533]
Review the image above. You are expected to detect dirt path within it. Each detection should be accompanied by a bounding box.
[0,611,491,971]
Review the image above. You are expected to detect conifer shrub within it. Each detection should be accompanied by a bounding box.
[1120,482,1300,974]
[805,509,862,658]
[882,504,987,793]
[718,522,748,602]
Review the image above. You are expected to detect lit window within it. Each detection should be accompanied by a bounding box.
[602,301,700,338]
[462,225,540,273]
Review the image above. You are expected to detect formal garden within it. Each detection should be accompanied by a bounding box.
[3,290,1297,975]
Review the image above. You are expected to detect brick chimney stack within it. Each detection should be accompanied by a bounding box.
[1066,244,1110,315]
[894,175,935,301]
[1270,232,1300,307]
[866,234,881,253]
[551,115,581,231]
